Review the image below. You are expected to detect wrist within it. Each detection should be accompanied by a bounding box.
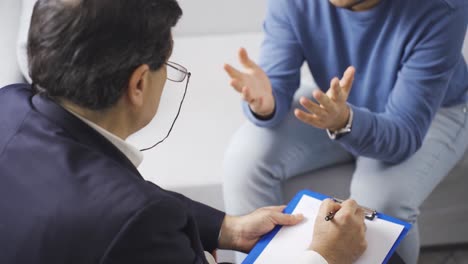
[329,105,351,132]
[218,215,241,250]
[252,105,276,120]
[250,93,276,120]
[327,105,353,140]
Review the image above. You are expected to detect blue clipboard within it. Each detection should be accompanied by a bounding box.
[243,190,412,264]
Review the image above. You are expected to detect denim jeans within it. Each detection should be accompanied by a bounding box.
[223,85,468,264]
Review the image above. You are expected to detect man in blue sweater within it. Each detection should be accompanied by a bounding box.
[223,0,468,263]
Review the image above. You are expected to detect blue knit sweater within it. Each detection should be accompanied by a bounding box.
[244,0,468,163]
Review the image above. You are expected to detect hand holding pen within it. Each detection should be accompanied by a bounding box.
[309,199,367,264]
[325,198,377,221]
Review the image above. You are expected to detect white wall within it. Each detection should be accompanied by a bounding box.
[0,0,23,87]
[174,0,266,36]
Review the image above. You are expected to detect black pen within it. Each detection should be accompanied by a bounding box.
[324,198,377,221]
[325,211,336,221]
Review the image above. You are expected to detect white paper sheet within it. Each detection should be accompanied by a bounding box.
[253,195,404,264]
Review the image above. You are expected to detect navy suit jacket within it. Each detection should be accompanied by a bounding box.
[0,84,225,264]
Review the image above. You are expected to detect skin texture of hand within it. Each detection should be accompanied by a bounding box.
[218,206,304,253]
[295,66,355,132]
[310,199,367,264]
[224,48,275,117]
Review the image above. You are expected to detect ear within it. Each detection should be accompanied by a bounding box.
[126,64,150,107]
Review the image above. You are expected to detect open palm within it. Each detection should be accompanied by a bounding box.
[224,48,275,117]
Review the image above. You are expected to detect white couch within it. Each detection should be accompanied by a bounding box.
[1,0,467,259]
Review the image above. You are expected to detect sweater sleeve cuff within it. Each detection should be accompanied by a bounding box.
[242,89,290,128]
[336,104,373,156]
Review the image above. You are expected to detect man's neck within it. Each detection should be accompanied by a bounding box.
[60,100,131,140]
[349,0,380,11]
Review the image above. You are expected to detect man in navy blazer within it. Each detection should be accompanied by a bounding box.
[0,0,369,263]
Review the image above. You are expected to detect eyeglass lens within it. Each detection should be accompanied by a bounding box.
[167,62,188,82]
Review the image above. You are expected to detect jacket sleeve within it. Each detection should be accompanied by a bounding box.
[102,198,207,264]
[165,190,226,253]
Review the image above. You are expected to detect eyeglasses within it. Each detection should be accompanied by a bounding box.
[166,61,190,82]
[140,61,191,152]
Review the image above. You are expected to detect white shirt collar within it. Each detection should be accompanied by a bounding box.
[66,110,144,168]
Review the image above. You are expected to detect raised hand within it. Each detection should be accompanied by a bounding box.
[224,48,275,117]
[295,66,355,131]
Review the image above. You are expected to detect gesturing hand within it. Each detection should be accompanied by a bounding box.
[218,206,304,253]
[224,48,275,117]
[295,66,355,131]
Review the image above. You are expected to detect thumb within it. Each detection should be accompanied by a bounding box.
[238,48,256,68]
[270,212,305,226]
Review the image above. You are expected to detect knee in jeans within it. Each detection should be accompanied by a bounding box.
[223,143,273,184]
[352,188,418,223]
